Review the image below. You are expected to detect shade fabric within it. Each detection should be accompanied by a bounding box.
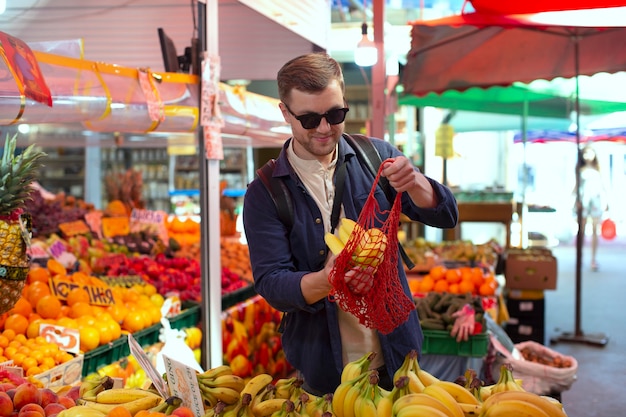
[469,0,626,15]
[403,8,626,96]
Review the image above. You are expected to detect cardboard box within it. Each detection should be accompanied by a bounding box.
[505,249,557,290]
[34,354,84,388]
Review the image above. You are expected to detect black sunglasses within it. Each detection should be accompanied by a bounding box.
[283,103,349,129]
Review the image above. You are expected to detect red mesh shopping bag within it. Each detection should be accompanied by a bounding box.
[328,162,415,334]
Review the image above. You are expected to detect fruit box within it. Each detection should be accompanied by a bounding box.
[34,354,84,388]
[504,249,557,290]
[421,329,489,357]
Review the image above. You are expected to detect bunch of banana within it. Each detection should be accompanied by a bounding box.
[324,218,388,270]
[331,370,370,417]
[304,393,334,417]
[77,388,164,416]
[391,393,462,417]
[479,390,568,417]
[341,351,377,384]
[485,364,525,396]
[392,349,439,392]
[421,383,474,417]
[197,365,246,408]
[354,371,388,417]
[219,373,274,417]
[149,396,185,415]
[377,375,411,417]
[79,375,115,401]
[57,405,107,417]
[269,399,300,417]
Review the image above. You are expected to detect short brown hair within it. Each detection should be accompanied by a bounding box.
[277,53,345,104]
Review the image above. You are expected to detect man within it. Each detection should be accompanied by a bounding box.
[243,52,458,395]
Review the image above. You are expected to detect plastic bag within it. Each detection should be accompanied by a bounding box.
[490,336,578,395]
[328,161,415,335]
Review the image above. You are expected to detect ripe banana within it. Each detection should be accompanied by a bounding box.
[353,228,387,268]
[482,391,567,417]
[406,370,426,393]
[274,377,298,399]
[338,218,364,247]
[422,384,464,417]
[375,395,393,417]
[432,380,480,405]
[57,406,107,417]
[94,388,161,404]
[341,351,375,383]
[341,384,363,417]
[395,404,452,417]
[391,393,453,417]
[81,395,163,416]
[199,365,234,379]
[417,369,440,387]
[458,402,482,416]
[240,373,274,404]
[491,364,525,394]
[332,372,368,417]
[199,385,241,405]
[306,392,333,417]
[482,399,551,417]
[79,375,115,401]
[325,233,347,256]
[251,397,288,416]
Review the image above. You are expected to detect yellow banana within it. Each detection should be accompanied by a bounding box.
[274,377,298,399]
[57,406,107,417]
[84,395,163,416]
[422,384,464,417]
[353,228,387,267]
[251,397,288,416]
[240,373,274,403]
[306,392,333,417]
[395,404,452,417]
[432,380,480,405]
[406,370,426,393]
[354,395,377,417]
[341,384,362,417]
[392,393,453,417]
[198,365,233,379]
[332,371,367,417]
[199,385,241,405]
[200,374,246,392]
[341,351,375,383]
[376,395,394,417]
[482,391,567,417]
[541,395,565,411]
[95,388,161,404]
[79,375,115,401]
[338,218,363,244]
[482,399,551,417]
[491,364,525,393]
[417,369,440,387]
[324,233,346,255]
[458,402,482,416]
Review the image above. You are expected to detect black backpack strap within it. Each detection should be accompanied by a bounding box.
[344,133,416,271]
[256,159,294,229]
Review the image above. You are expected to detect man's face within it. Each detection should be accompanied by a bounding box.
[280,79,346,163]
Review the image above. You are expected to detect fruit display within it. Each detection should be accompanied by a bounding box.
[403,238,502,271]
[411,265,498,297]
[414,292,485,333]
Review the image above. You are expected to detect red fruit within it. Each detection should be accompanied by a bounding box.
[18,404,45,417]
[57,396,75,410]
[171,406,195,417]
[38,389,58,409]
[43,403,65,417]
[0,392,13,417]
[62,386,79,402]
[13,383,41,410]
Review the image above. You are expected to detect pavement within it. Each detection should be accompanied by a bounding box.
[543,234,626,416]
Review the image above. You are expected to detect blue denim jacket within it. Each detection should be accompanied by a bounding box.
[242,136,458,394]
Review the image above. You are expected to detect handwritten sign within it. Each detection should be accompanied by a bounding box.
[128,334,170,398]
[40,324,80,354]
[50,278,115,306]
[163,355,205,417]
[130,208,169,244]
[102,217,130,238]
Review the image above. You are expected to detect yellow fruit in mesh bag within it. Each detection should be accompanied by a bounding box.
[354,228,387,267]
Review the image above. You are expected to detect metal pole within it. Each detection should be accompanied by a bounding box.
[370,0,385,140]
[198,0,224,370]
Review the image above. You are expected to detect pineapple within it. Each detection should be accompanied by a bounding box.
[0,133,46,314]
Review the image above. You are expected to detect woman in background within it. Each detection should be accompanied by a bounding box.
[576,145,607,271]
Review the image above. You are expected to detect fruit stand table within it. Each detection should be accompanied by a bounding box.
[444,202,516,248]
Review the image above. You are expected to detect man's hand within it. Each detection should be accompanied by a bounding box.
[343,264,376,295]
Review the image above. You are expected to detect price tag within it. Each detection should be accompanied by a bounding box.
[130,208,169,244]
[101,217,130,238]
[58,220,91,237]
[162,355,205,417]
[40,324,80,354]
[50,278,115,306]
[128,334,170,398]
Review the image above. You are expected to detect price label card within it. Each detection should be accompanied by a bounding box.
[101,217,130,238]
[128,334,170,398]
[58,220,91,237]
[130,208,169,244]
[40,324,80,354]
[162,355,205,417]
[50,278,115,306]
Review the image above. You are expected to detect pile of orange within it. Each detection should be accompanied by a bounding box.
[413,265,498,296]
[0,259,164,356]
[0,331,74,377]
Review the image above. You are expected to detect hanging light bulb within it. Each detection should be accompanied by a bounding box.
[354,22,377,67]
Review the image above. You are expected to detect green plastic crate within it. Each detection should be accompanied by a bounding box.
[422,329,489,357]
[170,301,201,330]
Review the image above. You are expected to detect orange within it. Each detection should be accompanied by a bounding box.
[56,317,78,329]
[69,271,90,285]
[25,281,51,306]
[36,295,62,320]
[26,366,42,377]
[418,275,435,293]
[143,284,157,296]
[122,311,145,333]
[21,356,38,372]
[429,265,447,281]
[8,298,33,317]
[2,328,16,341]
[95,320,113,345]
[458,280,476,295]
[4,314,29,335]
[445,268,462,284]
[79,326,100,352]
[69,302,94,319]
[11,352,26,366]
[433,279,449,293]
[448,283,460,294]
[66,287,90,306]
[0,335,9,348]
[76,315,97,328]
[470,267,486,288]
[46,259,67,277]
[27,266,51,285]
[106,304,128,324]
[479,279,497,296]
[26,319,44,339]
[107,320,122,341]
